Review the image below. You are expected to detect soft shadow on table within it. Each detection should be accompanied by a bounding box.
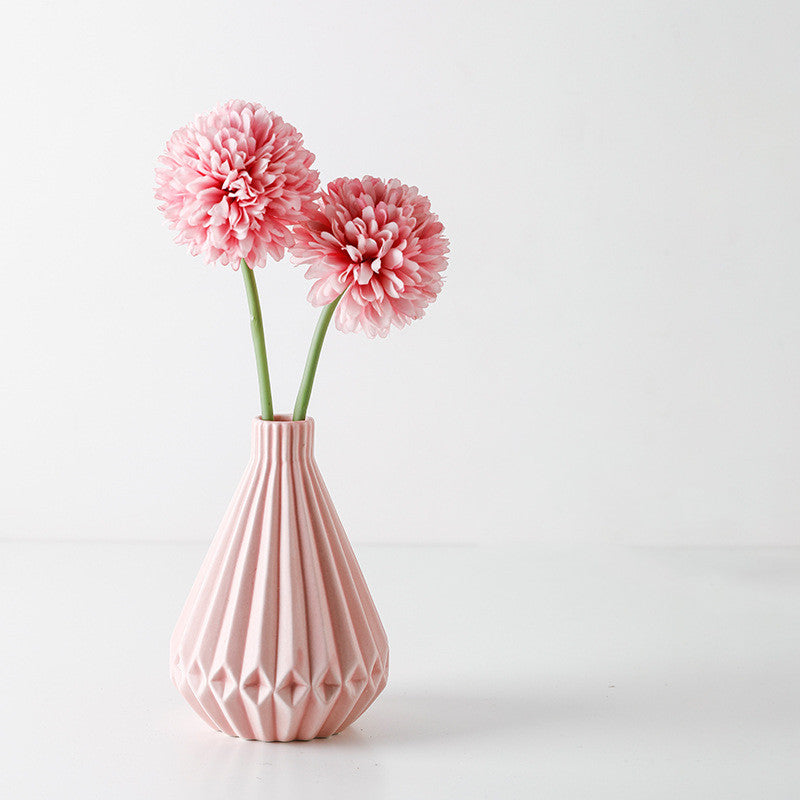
[173,712,389,795]
[359,688,555,744]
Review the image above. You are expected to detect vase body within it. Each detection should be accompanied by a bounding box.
[170,417,389,742]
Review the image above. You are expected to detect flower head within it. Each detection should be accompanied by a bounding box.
[291,176,449,337]
[155,100,319,268]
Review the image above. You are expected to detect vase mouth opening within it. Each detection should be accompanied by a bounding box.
[254,414,313,425]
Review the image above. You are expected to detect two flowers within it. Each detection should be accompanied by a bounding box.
[155,100,449,418]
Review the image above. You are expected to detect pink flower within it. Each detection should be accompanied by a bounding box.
[291,176,449,337]
[155,100,319,268]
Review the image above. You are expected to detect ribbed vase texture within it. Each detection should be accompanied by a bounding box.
[170,417,389,742]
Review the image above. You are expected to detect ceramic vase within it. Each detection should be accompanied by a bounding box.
[170,416,389,742]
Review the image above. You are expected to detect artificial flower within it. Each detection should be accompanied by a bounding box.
[155,100,319,268]
[291,176,449,337]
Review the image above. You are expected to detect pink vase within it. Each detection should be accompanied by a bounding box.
[170,416,389,742]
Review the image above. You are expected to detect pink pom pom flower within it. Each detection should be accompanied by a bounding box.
[291,176,449,337]
[155,100,319,268]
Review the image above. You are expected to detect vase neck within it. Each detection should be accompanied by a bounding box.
[250,416,315,462]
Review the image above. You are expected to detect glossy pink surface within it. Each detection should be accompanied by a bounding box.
[170,417,389,742]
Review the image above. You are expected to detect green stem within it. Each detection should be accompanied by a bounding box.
[240,259,273,420]
[293,294,343,421]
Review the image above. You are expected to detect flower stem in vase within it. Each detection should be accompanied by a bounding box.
[293,294,343,421]
[240,258,274,420]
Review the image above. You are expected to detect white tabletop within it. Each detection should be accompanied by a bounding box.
[0,541,797,799]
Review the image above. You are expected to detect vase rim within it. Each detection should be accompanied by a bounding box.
[253,415,314,425]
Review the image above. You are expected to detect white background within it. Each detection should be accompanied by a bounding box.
[2,0,799,546]
[1,5,799,798]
